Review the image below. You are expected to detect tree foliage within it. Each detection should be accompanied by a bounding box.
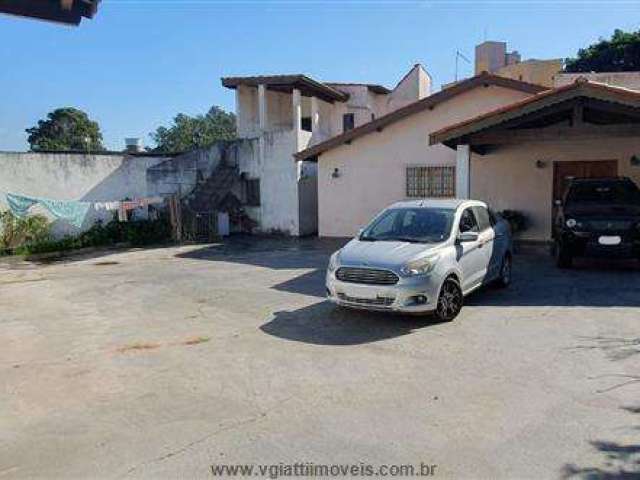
[565,29,640,73]
[26,107,105,152]
[149,106,236,153]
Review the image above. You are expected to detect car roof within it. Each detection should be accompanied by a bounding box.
[388,199,486,210]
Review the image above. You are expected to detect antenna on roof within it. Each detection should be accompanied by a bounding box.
[455,50,471,82]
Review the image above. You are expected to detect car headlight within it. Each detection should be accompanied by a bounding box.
[327,251,340,272]
[400,255,440,277]
[566,218,577,228]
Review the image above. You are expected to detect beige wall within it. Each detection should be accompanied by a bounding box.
[554,71,640,91]
[495,59,562,88]
[471,137,640,241]
[318,85,533,237]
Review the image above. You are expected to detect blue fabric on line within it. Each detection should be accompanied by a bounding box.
[6,193,91,228]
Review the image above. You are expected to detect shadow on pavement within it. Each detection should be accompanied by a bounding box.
[562,406,640,479]
[260,300,445,346]
[178,236,640,306]
[466,253,640,308]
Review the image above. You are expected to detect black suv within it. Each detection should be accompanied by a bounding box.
[553,177,640,268]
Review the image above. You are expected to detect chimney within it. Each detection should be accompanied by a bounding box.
[505,50,521,66]
[125,137,143,153]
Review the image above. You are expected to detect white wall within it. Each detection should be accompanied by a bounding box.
[387,64,431,111]
[317,85,533,237]
[236,130,302,235]
[0,152,167,237]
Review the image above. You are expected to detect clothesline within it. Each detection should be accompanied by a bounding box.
[5,193,165,228]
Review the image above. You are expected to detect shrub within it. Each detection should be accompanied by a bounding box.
[0,211,50,251]
[2,211,172,257]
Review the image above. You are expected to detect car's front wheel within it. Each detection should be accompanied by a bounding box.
[433,277,463,322]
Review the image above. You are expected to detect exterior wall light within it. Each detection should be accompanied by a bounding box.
[536,160,547,169]
[631,155,640,167]
[331,167,341,179]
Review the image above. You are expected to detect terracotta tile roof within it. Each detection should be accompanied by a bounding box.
[429,78,640,147]
[294,72,548,161]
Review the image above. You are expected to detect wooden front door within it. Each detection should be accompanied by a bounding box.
[553,160,618,205]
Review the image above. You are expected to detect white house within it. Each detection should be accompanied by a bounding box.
[220,64,431,235]
[294,68,640,241]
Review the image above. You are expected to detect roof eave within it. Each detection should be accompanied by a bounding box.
[294,72,548,161]
[220,74,349,103]
[429,80,640,148]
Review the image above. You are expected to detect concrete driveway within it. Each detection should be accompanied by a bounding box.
[1,238,639,479]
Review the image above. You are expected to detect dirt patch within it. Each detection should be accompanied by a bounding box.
[117,342,161,353]
[182,336,211,346]
[0,277,47,285]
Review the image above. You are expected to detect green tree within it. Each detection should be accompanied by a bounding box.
[565,29,640,73]
[150,106,236,153]
[26,107,105,152]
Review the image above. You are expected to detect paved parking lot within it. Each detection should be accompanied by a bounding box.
[1,238,639,479]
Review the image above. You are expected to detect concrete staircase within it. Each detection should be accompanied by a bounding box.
[186,161,239,212]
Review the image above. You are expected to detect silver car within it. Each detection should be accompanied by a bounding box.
[326,199,513,321]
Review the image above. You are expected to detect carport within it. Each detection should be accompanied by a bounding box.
[430,78,640,241]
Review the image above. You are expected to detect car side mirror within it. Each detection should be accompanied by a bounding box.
[458,231,479,243]
[554,199,562,207]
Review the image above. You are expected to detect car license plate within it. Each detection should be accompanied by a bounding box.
[598,236,621,246]
[341,285,379,299]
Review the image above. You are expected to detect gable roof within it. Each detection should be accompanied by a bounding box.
[294,72,547,161]
[429,78,640,148]
[221,74,349,103]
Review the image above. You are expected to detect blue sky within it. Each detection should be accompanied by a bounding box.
[0,0,639,151]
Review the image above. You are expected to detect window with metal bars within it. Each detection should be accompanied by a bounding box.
[406,166,456,198]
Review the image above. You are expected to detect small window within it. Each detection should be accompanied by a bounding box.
[472,206,491,231]
[246,179,260,207]
[371,113,376,121]
[406,166,456,198]
[342,113,355,132]
[301,117,312,132]
[459,208,479,233]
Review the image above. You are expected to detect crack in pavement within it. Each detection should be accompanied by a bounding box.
[121,414,266,478]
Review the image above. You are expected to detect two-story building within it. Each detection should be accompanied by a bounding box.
[221,64,431,235]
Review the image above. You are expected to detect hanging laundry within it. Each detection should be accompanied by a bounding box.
[6,193,90,228]
[93,201,121,212]
[140,196,164,207]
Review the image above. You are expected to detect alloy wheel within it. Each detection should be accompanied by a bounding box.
[436,278,462,321]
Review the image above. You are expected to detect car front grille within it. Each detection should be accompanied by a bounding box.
[337,293,395,306]
[584,220,635,231]
[335,267,399,285]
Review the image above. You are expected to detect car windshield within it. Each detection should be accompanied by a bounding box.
[566,181,640,205]
[360,207,455,243]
